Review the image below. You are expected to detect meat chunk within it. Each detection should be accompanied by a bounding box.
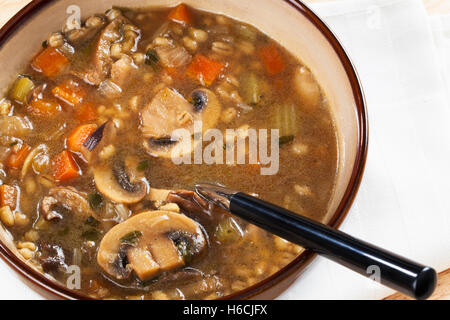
[40,243,67,273]
[65,15,106,43]
[78,16,139,86]
[87,16,125,85]
[155,45,192,68]
[110,55,137,87]
[0,116,32,137]
[41,187,93,221]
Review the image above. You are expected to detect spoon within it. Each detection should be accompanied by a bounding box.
[195,183,437,300]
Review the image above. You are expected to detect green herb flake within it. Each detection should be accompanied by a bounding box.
[82,229,101,241]
[85,216,100,227]
[137,160,150,172]
[88,193,103,210]
[9,141,19,147]
[279,135,294,147]
[120,231,143,245]
[175,239,193,263]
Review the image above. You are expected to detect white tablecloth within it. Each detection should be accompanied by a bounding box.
[0,0,449,300]
[279,0,450,300]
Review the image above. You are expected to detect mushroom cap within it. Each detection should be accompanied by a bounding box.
[97,210,206,281]
[140,87,222,159]
[192,88,222,132]
[142,134,194,160]
[141,87,198,139]
[93,162,147,204]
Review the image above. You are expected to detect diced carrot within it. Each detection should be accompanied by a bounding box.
[32,47,69,77]
[168,4,192,24]
[28,98,62,117]
[7,144,31,169]
[52,80,85,106]
[52,150,81,182]
[259,44,285,75]
[67,124,98,153]
[186,54,225,86]
[74,102,97,122]
[0,185,18,210]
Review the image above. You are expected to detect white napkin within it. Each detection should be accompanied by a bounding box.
[1,0,449,300]
[279,0,450,300]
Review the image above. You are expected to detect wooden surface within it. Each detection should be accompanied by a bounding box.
[0,0,448,301]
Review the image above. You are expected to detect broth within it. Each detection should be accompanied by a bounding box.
[0,4,337,299]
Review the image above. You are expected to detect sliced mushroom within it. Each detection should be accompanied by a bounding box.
[140,88,197,159]
[97,210,206,281]
[41,187,93,221]
[141,88,197,139]
[93,160,146,204]
[140,88,222,158]
[190,88,222,131]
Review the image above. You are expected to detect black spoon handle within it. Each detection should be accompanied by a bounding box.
[229,192,436,300]
[195,184,437,299]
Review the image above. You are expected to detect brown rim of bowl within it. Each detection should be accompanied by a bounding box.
[0,0,368,300]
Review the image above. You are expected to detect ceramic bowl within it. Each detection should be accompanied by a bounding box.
[0,0,368,299]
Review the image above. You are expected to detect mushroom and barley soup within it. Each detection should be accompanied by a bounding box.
[0,4,338,300]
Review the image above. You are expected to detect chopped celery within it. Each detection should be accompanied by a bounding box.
[240,72,265,105]
[88,193,104,210]
[10,76,34,104]
[272,103,299,137]
[234,24,258,41]
[214,217,244,244]
[279,135,295,146]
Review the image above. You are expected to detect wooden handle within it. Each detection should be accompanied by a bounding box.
[384,268,450,300]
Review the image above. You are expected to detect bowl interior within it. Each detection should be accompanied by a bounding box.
[0,0,365,299]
